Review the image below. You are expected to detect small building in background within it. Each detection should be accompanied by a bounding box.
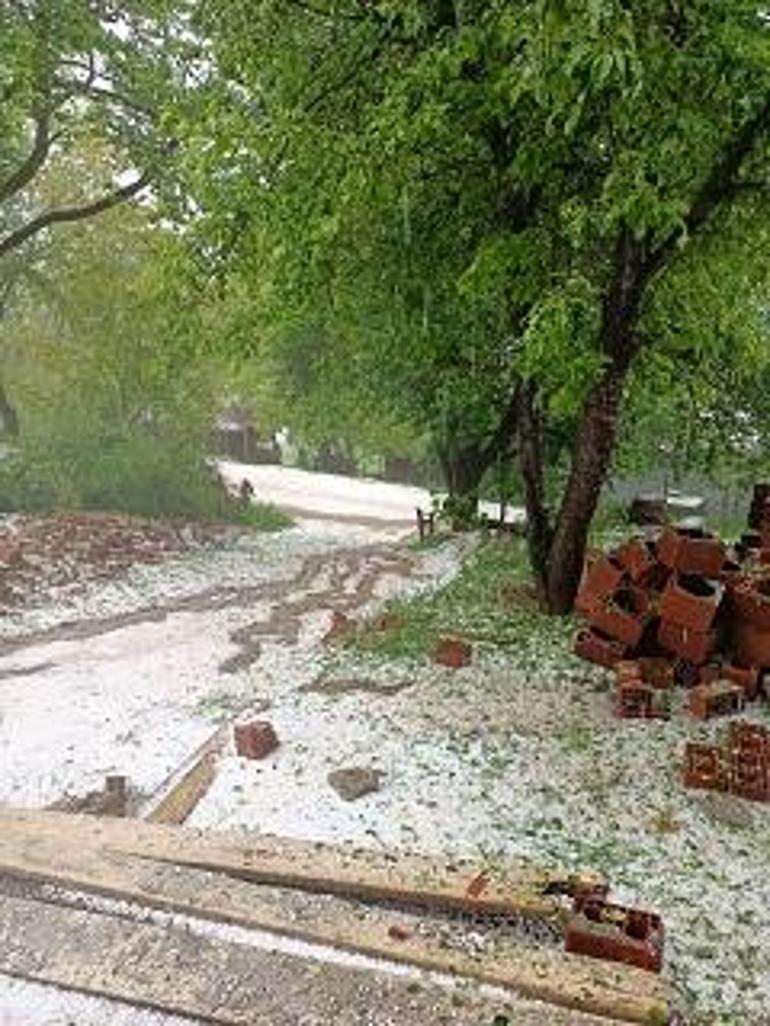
[213,405,281,464]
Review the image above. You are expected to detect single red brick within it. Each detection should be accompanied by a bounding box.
[615,680,669,720]
[683,742,727,792]
[728,720,770,755]
[688,680,744,721]
[615,538,656,583]
[656,528,726,577]
[234,721,280,760]
[659,575,723,633]
[565,899,664,973]
[575,554,626,616]
[590,598,648,647]
[433,637,472,668]
[574,628,628,669]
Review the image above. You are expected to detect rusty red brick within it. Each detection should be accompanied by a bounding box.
[615,538,657,583]
[657,528,726,577]
[731,620,770,668]
[721,663,761,701]
[728,720,770,756]
[575,554,626,616]
[590,597,648,647]
[433,637,472,668]
[729,578,770,629]
[688,680,744,720]
[730,750,770,802]
[658,619,717,666]
[234,721,280,760]
[574,628,628,668]
[615,680,669,720]
[659,575,723,633]
[683,742,727,792]
[565,898,664,973]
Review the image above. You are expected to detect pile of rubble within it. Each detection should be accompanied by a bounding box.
[0,511,231,610]
[574,484,770,725]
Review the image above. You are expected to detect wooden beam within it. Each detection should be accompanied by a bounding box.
[143,726,228,825]
[0,810,672,1024]
[0,808,600,921]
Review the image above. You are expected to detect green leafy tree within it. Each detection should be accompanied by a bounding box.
[0,0,202,432]
[186,0,770,610]
[0,200,233,518]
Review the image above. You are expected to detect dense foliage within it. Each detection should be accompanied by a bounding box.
[183,0,770,608]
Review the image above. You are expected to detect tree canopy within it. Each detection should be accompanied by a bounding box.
[181,0,770,608]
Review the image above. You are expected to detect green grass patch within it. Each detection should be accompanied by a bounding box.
[346,536,579,669]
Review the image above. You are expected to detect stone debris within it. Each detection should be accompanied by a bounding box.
[327,767,384,801]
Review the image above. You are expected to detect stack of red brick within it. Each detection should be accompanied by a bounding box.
[574,484,770,716]
[684,721,770,803]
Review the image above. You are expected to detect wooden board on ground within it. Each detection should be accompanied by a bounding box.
[0,807,599,921]
[0,892,621,1026]
[143,726,228,825]
[0,810,672,1024]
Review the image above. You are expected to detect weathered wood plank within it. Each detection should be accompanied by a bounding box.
[0,893,623,1026]
[0,811,672,1024]
[0,808,599,921]
[143,727,228,825]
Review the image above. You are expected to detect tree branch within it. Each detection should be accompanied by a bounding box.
[643,96,770,283]
[0,111,54,205]
[0,171,152,260]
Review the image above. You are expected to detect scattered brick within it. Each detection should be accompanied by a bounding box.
[433,637,472,668]
[689,680,744,720]
[565,898,664,973]
[656,527,726,578]
[574,628,628,668]
[234,721,280,760]
[684,722,770,804]
[684,743,727,792]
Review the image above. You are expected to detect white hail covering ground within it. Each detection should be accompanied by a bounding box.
[0,475,767,1025]
[216,460,526,525]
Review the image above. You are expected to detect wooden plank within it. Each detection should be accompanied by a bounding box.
[143,726,228,825]
[0,812,672,1024]
[0,808,601,922]
[0,893,618,1026]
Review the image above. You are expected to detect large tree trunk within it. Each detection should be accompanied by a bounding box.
[544,365,625,613]
[0,381,19,437]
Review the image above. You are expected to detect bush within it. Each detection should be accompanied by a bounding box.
[0,427,290,529]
